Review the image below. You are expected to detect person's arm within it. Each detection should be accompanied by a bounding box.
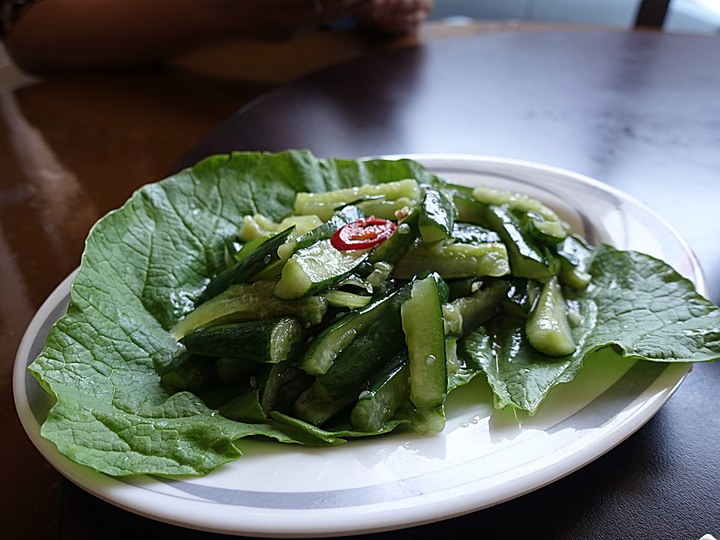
[4,0,366,75]
[356,0,435,35]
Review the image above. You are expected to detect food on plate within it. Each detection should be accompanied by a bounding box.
[27,150,720,477]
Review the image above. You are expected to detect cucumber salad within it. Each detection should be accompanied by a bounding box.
[166,177,598,435]
[28,151,720,477]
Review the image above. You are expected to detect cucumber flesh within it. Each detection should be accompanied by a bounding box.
[367,208,420,266]
[277,205,365,261]
[525,276,576,357]
[170,280,327,339]
[291,384,356,426]
[299,294,388,375]
[197,227,295,304]
[274,239,369,300]
[350,352,409,433]
[442,279,510,337]
[454,194,559,281]
[393,241,510,280]
[294,179,421,221]
[401,274,448,410]
[557,234,594,290]
[309,284,412,403]
[472,185,570,241]
[419,188,455,243]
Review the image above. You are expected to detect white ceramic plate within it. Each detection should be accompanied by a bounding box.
[14,155,703,538]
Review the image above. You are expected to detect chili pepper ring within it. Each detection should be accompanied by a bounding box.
[331,217,397,251]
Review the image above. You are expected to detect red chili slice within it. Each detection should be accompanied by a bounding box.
[330,216,397,251]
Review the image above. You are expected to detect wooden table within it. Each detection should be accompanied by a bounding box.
[2,26,719,539]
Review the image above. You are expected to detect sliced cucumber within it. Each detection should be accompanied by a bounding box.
[472,185,570,242]
[197,227,295,304]
[180,317,302,364]
[419,188,455,243]
[170,280,327,339]
[393,241,510,280]
[308,283,413,403]
[274,239,369,300]
[291,384,356,426]
[299,292,394,375]
[442,279,510,337]
[318,290,372,309]
[502,278,541,319]
[556,234,594,290]
[454,194,560,281]
[525,276,576,357]
[367,207,420,266]
[294,179,421,221]
[260,360,314,414]
[401,273,448,410]
[277,205,365,261]
[451,222,502,244]
[350,352,409,433]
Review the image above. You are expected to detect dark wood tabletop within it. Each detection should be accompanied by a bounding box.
[2,27,719,539]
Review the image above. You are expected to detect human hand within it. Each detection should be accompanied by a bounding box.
[355,0,435,35]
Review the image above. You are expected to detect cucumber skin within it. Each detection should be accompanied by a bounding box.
[180,318,302,364]
[314,284,413,401]
[368,208,420,266]
[350,352,409,433]
[299,293,389,375]
[278,205,365,261]
[274,240,369,300]
[525,276,576,357]
[453,194,560,281]
[419,188,455,243]
[402,274,448,410]
[198,227,296,305]
[170,281,328,340]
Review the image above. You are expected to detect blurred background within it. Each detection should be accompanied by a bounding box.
[429,0,720,33]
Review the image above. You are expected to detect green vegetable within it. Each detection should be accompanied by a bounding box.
[455,193,560,281]
[419,188,455,243]
[310,283,413,402]
[350,352,409,433]
[274,239,369,300]
[525,276,576,357]
[293,178,421,220]
[393,241,510,280]
[276,205,365,261]
[197,227,296,305]
[180,318,303,364]
[26,150,720,479]
[169,280,327,340]
[299,293,391,375]
[401,274,448,411]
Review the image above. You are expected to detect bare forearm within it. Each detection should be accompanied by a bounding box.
[4,0,366,74]
[3,0,432,75]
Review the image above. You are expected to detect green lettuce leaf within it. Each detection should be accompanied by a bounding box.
[28,151,441,476]
[461,244,720,414]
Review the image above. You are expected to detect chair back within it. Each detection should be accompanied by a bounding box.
[635,0,671,29]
